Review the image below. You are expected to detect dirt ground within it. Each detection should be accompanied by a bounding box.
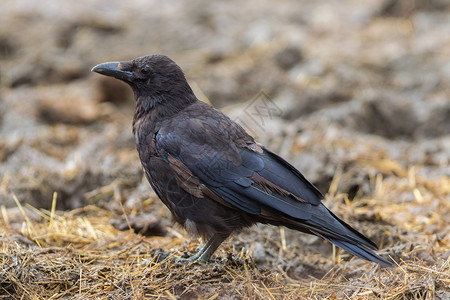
[0,0,449,299]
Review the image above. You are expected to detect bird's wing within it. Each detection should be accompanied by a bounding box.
[155,108,392,266]
[155,114,323,220]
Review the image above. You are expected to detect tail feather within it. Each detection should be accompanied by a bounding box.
[276,204,392,267]
[321,207,379,250]
[321,234,393,267]
[308,205,378,250]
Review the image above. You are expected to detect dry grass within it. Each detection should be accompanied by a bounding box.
[1,156,449,299]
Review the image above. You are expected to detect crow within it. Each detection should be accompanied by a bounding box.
[92,55,392,267]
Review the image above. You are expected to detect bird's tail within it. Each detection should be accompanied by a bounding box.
[282,204,393,267]
[318,234,392,267]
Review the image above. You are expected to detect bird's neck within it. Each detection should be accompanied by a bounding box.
[132,91,197,133]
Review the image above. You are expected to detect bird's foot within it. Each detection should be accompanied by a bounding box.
[176,254,207,263]
[176,234,229,263]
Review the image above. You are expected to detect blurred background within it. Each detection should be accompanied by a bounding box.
[0,0,449,211]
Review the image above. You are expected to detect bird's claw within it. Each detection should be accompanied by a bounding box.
[176,255,205,263]
[176,256,195,263]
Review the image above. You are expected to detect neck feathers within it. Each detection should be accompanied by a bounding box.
[132,86,197,134]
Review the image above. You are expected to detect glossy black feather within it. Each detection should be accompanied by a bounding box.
[92,54,392,267]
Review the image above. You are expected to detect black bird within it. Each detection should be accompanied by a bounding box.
[92,55,392,267]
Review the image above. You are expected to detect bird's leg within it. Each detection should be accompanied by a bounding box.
[197,233,229,261]
[177,233,229,262]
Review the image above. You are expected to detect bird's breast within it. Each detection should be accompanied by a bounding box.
[133,120,160,163]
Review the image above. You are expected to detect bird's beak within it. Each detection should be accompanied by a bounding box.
[91,62,133,82]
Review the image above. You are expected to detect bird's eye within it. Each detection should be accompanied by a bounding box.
[141,66,151,75]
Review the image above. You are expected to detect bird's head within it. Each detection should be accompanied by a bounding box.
[92,55,196,114]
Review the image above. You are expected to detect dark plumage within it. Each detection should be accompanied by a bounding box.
[92,55,392,267]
